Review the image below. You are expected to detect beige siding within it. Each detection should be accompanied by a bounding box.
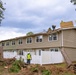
[1,32,62,50]
[64,48,76,61]
[63,29,76,48]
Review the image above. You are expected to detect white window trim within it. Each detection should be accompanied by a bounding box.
[6,41,10,46]
[35,35,43,43]
[48,33,58,42]
[26,37,33,44]
[17,50,24,55]
[11,40,15,45]
[49,48,60,52]
[18,39,23,44]
[2,42,5,46]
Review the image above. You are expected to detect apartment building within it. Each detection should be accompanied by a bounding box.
[0,21,76,65]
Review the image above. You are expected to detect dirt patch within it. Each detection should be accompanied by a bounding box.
[0,59,76,75]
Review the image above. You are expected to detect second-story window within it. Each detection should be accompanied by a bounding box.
[36,35,43,42]
[49,33,57,41]
[26,37,32,44]
[2,42,5,46]
[18,39,22,44]
[6,42,9,46]
[12,40,15,45]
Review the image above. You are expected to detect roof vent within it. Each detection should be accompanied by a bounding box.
[52,25,56,30]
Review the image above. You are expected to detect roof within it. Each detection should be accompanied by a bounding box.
[0,27,76,42]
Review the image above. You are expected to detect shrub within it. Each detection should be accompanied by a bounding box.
[42,70,51,75]
[9,60,22,73]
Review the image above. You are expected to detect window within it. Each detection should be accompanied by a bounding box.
[12,40,15,45]
[6,42,9,46]
[18,50,23,55]
[18,39,22,44]
[1,43,4,46]
[26,37,32,43]
[36,35,43,42]
[39,50,41,56]
[49,33,57,41]
[50,48,59,52]
[53,34,57,40]
[55,48,58,52]
[49,35,52,41]
[50,49,54,52]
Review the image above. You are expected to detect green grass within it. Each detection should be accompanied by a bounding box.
[62,72,75,75]
[54,63,67,68]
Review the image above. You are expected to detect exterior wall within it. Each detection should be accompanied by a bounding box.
[1,32,62,50]
[1,28,76,64]
[41,50,64,64]
[3,49,42,64]
[3,50,17,58]
[3,48,64,64]
[0,47,3,59]
[64,48,76,62]
[63,29,76,48]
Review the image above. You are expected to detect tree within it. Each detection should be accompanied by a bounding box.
[70,0,76,5]
[26,32,34,36]
[70,0,76,10]
[0,0,5,24]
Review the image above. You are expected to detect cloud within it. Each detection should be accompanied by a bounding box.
[0,27,26,40]
[1,0,76,38]
[3,0,75,20]
[0,26,47,41]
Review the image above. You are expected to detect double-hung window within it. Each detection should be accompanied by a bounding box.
[26,37,32,44]
[2,42,5,46]
[18,39,22,44]
[49,33,57,41]
[36,35,43,42]
[18,50,23,55]
[12,40,15,45]
[6,42,9,46]
[50,48,59,52]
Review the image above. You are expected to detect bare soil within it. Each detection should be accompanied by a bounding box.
[0,58,76,75]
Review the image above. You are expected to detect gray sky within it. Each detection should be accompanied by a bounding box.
[0,0,76,40]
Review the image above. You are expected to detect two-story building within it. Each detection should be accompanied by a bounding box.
[0,21,76,65]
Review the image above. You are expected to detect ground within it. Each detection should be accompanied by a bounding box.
[0,58,76,75]
[0,64,76,75]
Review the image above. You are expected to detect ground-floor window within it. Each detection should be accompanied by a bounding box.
[39,50,41,56]
[17,50,23,55]
[24,50,36,55]
[50,48,59,52]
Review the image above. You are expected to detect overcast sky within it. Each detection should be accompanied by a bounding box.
[0,0,76,40]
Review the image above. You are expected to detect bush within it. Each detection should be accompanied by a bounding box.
[42,70,51,75]
[9,60,22,73]
[31,67,39,72]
